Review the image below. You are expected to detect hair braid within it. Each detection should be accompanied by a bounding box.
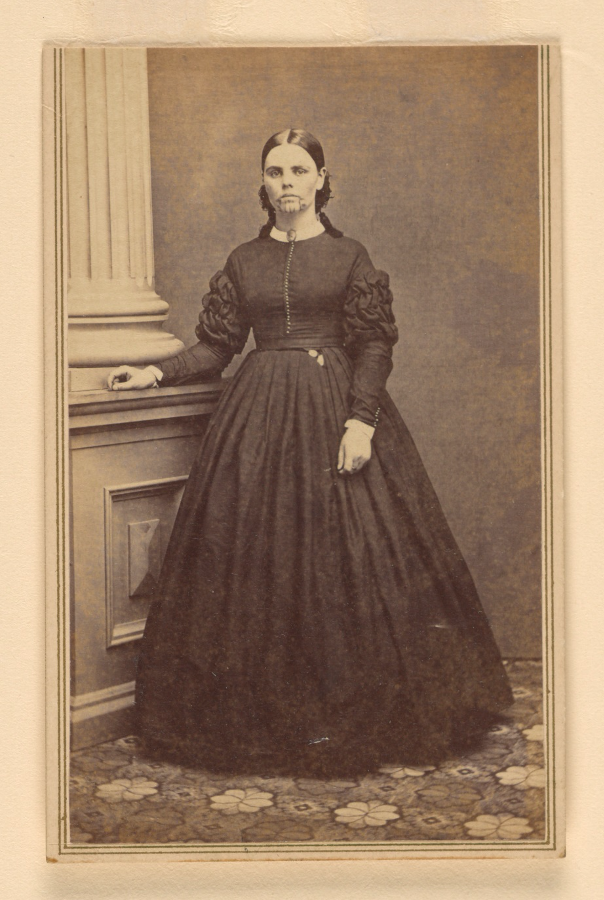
[318,211,343,239]
[257,186,277,238]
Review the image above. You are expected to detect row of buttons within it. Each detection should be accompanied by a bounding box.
[283,237,295,334]
[283,234,379,431]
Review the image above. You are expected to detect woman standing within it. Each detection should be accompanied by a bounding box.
[108,128,513,777]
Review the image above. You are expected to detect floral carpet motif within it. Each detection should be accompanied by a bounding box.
[69,661,545,845]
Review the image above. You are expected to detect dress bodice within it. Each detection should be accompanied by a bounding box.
[227,233,356,347]
[158,230,398,427]
[202,232,398,354]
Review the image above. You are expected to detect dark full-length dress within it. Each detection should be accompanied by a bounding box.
[135,229,513,776]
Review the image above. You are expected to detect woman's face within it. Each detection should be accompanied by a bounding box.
[263,143,326,215]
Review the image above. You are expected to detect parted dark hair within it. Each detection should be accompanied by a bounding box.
[258,128,342,239]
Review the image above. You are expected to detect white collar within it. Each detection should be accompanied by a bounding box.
[270,219,325,242]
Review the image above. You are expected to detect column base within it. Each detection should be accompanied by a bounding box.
[68,317,185,369]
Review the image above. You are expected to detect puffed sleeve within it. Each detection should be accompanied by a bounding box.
[154,260,251,386]
[343,247,399,428]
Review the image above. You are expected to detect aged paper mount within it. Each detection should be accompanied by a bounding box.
[43,43,564,861]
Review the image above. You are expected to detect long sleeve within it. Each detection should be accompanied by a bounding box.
[155,263,251,387]
[343,249,399,427]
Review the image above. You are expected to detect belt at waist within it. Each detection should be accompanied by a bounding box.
[255,334,345,351]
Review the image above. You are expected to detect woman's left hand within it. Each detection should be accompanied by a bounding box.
[337,429,372,475]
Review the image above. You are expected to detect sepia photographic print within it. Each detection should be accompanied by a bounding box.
[44,44,563,861]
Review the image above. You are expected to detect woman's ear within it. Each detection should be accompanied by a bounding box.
[317,166,327,189]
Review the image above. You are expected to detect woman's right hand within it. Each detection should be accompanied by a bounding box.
[107,365,158,391]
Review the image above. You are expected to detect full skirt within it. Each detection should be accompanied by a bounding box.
[136,347,513,775]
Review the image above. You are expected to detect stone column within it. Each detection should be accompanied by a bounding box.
[65,48,184,391]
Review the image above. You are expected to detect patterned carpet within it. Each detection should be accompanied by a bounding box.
[70,660,545,845]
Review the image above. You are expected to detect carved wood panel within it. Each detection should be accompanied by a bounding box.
[103,476,187,647]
